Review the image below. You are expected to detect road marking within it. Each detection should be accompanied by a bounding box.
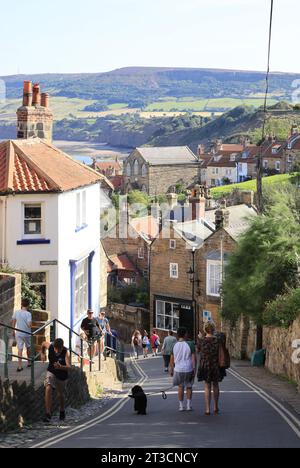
[229,369,300,439]
[30,355,147,449]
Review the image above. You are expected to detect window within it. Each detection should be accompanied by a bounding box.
[74,258,89,320]
[170,263,178,279]
[126,164,131,177]
[24,204,42,236]
[226,169,232,176]
[141,164,147,177]
[276,161,281,171]
[133,160,139,176]
[170,240,176,250]
[27,272,47,310]
[263,160,268,169]
[76,191,87,230]
[138,247,144,259]
[207,261,222,296]
[156,300,180,332]
[212,167,219,175]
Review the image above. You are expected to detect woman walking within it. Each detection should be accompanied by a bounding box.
[142,331,150,358]
[150,329,160,357]
[131,330,142,360]
[197,322,227,416]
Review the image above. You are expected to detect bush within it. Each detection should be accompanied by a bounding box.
[263,288,300,328]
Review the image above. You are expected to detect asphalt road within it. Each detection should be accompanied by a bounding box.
[31,355,300,449]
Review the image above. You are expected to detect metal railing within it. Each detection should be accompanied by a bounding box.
[0,318,124,388]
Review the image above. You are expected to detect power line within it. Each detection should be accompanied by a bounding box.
[257,0,275,214]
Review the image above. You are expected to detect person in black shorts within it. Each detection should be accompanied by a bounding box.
[81,309,102,358]
[41,338,71,423]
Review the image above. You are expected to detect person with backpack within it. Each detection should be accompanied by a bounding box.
[150,329,160,357]
[170,327,196,412]
[132,330,142,360]
[197,322,229,416]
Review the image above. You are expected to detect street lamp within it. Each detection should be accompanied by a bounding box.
[187,248,200,342]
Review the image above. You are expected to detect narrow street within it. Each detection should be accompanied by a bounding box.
[30,355,300,449]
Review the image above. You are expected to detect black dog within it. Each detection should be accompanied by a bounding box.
[129,385,147,415]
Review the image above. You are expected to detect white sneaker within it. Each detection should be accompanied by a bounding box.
[179,405,185,412]
[186,406,193,412]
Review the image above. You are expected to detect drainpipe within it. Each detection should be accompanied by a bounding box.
[0,196,8,267]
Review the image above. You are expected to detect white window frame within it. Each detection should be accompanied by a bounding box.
[170,263,179,279]
[23,202,44,239]
[76,190,87,230]
[206,260,222,297]
[275,161,281,171]
[155,300,180,332]
[170,240,176,250]
[138,247,144,259]
[74,258,89,320]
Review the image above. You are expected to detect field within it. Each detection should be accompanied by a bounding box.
[145,97,280,112]
[211,174,296,199]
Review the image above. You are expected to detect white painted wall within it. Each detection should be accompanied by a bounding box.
[2,183,102,334]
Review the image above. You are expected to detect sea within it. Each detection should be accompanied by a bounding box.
[54,140,131,165]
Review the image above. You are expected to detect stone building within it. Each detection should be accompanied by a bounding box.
[17,81,53,142]
[123,146,200,195]
[150,198,257,340]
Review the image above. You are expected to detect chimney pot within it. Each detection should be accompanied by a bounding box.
[23,81,33,106]
[41,93,49,108]
[32,83,41,106]
[189,185,206,221]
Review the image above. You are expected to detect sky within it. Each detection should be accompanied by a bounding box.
[0,0,299,76]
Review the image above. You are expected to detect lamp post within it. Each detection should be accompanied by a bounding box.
[187,248,200,342]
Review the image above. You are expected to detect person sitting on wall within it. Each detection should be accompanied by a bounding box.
[41,338,71,423]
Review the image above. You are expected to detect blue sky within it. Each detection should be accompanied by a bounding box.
[0,0,299,76]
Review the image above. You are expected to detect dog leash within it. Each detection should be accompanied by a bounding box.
[146,386,175,400]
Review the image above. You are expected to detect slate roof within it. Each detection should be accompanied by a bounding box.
[135,146,198,166]
[205,204,257,240]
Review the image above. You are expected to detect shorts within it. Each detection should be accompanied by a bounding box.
[173,371,195,388]
[44,372,67,393]
[16,335,31,351]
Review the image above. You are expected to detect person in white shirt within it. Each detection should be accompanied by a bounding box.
[142,331,150,358]
[170,327,196,412]
[12,298,32,372]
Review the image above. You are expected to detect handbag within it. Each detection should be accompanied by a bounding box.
[219,342,231,369]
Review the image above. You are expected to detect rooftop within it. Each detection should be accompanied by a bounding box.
[135,146,198,166]
[0,139,105,194]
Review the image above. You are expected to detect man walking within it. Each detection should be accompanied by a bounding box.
[162,330,177,372]
[41,338,71,423]
[81,309,101,358]
[12,298,32,372]
[170,327,196,412]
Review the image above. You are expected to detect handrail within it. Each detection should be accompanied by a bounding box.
[0,321,32,336]
[0,318,124,387]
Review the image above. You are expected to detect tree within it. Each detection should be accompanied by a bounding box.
[222,184,300,328]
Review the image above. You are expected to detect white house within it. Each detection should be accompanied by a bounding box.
[0,138,105,333]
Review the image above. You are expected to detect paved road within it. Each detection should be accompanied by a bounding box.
[31,355,300,449]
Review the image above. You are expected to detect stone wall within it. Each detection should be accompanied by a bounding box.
[224,317,300,390]
[0,357,122,432]
[0,367,90,432]
[105,303,150,343]
[0,273,21,325]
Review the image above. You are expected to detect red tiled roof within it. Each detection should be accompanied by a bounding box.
[108,254,137,273]
[94,161,122,172]
[0,139,106,194]
[219,144,244,153]
[110,175,124,190]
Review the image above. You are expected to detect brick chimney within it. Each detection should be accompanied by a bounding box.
[22,81,33,107]
[215,200,230,230]
[32,83,41,106]
[189,185,207,221]
[17,81,53,142]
